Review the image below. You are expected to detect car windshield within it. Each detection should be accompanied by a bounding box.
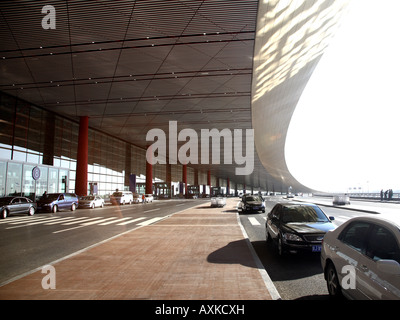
[246,196,260,202]
[282,206,329,223]
[82,196,95,200]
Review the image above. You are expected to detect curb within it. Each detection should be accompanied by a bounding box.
[236,212,282,300]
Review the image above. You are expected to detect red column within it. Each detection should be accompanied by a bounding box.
[146,145,153,195]
[182,164,187,197]
[75,116,89,196]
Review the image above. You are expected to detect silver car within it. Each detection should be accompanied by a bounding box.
[321,216,400,299]
[79,195,104,209]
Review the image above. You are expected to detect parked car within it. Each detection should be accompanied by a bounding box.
[265,203,335,256]
[37,193,79,213]
[211,195,226,207]
[333,195,350,205]
[79,195,104,209]
[144,194,154,203]
[238,195,265,213]
[110,191,133,205]
[321,216,400,300]
[0,196,37,219]
[132,193,141,204]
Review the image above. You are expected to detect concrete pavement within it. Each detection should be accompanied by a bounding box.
[0,198,278,300]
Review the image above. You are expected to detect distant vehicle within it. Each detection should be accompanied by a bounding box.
[238,195,265,213]
[211,195,226,207]
[132,193,141,204]
[37,193,79,213]
[110,191,133,205]
[321,216,400,300]
[144,194,154,203]
[265,203,335,256]
[0,196,37,219]
[79,195,104,209]
[333,195,350,205]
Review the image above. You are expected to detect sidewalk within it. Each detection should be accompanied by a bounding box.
[0,198,277,300]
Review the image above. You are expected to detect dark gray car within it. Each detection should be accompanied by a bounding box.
[0,196,37,219]
[37,193,79,213]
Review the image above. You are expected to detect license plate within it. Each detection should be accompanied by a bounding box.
[312,245,321,252]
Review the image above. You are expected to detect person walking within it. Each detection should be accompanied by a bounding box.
[380,189,384,201]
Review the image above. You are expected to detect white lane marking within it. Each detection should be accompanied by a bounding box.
[143,208,160,213]
[44,217,78,225]
[248,217,261,226]
[7,216,58,225]
[137,217,163,226]
[61,217,101,225]
[81,217,119,226]
[99,217,131,225]
[117,217,146,226]
[6,217,64,229]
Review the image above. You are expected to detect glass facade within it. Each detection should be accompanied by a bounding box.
[0,91,216,198]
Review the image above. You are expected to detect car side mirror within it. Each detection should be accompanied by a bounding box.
[376,259,400,275]
[329,216,335,221]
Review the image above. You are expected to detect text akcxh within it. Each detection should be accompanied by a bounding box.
[146,121,254,175]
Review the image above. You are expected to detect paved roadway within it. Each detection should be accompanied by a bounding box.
[238,195,399,300]
[0,198,208,285]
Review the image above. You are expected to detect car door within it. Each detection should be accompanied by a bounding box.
[57,194,66,210]
[9,198,22,214]
[336,221,372,299]
[18,197,30,213]
[267,204,282,241]
[361,224,400,299]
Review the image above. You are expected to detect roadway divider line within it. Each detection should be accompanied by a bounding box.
[53,225,86,234]
[143,208,160,213]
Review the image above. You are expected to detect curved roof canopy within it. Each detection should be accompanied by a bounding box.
[0,0,350,192]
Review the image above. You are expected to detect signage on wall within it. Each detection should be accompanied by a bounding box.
[32,166,41,181]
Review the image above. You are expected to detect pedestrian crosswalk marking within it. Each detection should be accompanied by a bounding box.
[2,214,166,231]
[117,217,146,226]
[99,217,130,225]
[248,217,261,226]
[138,217,164,226]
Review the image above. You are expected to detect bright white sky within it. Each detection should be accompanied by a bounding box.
[285,0,400,193]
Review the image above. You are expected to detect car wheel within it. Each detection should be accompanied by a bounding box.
[71,203,76,211]
[52,205,58,213]
[326,263,343,299]
[101,202,104,208]
[28,206,35,216]
[1,209,8,219]
[91,203,95,209]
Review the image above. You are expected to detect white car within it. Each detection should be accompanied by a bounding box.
[79,195,104,209]
[321,216,400,300]
[211,196,226,207]
[144,194,154,203]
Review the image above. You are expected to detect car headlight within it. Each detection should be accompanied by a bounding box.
[283,233,303,242]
